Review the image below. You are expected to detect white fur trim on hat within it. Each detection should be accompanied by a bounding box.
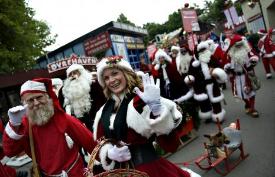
[66,64,85,77]
[20,80,47,96]
[96,56,133,87]
[154,49,172,63]
[171,46,180,52]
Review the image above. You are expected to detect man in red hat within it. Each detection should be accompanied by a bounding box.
[2,78,97,177]
[225,34,259,117]
[257,28,275,79]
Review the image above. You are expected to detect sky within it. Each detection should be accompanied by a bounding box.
[27,0,206,51]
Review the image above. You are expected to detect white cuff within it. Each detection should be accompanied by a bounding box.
[99,143,115,171]
[5,123,23,140]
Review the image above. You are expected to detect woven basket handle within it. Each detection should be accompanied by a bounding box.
[86,138,111,176]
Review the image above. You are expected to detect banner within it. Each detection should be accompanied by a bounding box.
[47,54,98,73]
[180,9,199,32]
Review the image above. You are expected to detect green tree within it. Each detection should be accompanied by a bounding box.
[0,0,56,74]
[116,13,135,26]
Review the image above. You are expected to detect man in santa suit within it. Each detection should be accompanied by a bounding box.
[189,41,227,123]
[225,34,259,117]
[257,28,275,79]
[62,64,105,131]
[173,45,200,129]
[2,78,97,177]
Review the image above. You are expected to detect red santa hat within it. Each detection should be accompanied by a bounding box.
[257,29,267,35]
[96,56,133,87]
[20,80,47,96]
[20,78,63,111]
[171,46,180,52]
[227,34,244,52]
[153,49,172,70]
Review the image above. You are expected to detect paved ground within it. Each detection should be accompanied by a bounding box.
[168,62,275,177]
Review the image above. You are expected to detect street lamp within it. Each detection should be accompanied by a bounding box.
[247,0,267,30]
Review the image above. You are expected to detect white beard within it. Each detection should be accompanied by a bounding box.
[198,50,212,63]
[177,53,192,74]
[229,46,249,65]
[27,98,54,126]
[63,76,92,118]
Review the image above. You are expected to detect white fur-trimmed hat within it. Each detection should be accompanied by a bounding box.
[96,56,133,87]
[66,64,85,77]
[20,80,47,96]
[171,46,180,52]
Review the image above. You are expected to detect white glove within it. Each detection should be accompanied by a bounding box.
[107,145,131,162]
[134,74,162,116]
[8,105,27,126]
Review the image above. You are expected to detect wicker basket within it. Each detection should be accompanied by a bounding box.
[84,138,149,177]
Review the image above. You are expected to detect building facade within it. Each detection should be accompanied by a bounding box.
[36,21,148,72]
[0,21,148,118]
[239,0,275,33]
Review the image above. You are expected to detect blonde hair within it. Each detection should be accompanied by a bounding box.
[102,67,143,98]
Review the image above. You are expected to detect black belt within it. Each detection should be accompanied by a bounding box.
[129,143,159,166]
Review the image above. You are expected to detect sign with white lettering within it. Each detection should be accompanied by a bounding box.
[84,32,111,56]
[47,54,98,73]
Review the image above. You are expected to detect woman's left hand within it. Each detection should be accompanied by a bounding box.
[134,74,162,116]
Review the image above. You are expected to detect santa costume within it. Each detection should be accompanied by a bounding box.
[189,41,227,122]
[174,45,200,129]
[257,28,275,79]
[207,39,228,68]
[93,56,201,177]
[3,78,97,177]
[225,34,259,117]
[62,64,106,131]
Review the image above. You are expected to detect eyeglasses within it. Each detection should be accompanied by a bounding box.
[24,94,46,106]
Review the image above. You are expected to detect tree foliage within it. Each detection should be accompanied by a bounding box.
[0,0,56,74]
[116,13,136,26]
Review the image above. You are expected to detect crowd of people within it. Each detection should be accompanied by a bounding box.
[0,28,274,177]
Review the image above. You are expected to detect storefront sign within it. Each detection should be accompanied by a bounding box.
[84,32,111,56]
[47,54,98,73]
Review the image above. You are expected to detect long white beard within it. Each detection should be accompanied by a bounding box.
[177,54,192,74]
[198,50,212,63]
[230,46,249,65]
[27,99,54,126]
[63,76,91,118]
